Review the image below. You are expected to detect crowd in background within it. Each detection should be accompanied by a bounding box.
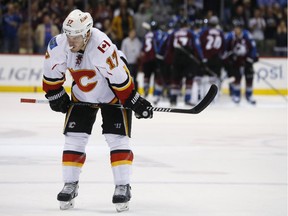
[0,0,287,56]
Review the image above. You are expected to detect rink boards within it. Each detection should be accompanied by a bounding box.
[0,54,287,95]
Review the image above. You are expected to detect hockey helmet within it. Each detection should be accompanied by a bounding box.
[62,9,93,43]
[208,16,219,26]
[178,17,188,27]
[192,19,203,28]
[150,20,159,31]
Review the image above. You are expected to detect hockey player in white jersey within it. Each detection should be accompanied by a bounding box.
[42,9,153,212]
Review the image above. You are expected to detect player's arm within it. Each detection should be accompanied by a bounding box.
[104,47,153,119]
[222,32,233,60]
[245,31,259,64]
[42,36,70,113]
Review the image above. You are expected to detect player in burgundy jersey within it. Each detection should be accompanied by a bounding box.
[166,18,204,106]
[224,19,259,104]
[198,16,225,101]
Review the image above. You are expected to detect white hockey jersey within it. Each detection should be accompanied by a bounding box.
[43,28,134,104]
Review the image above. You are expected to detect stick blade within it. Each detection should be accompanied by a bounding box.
[190,84,218,114]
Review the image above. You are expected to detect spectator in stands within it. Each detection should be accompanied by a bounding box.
[263,7,277,55]
[257,0,277,8]
[63,0,77,17]
[113,0,134,17]
[133,3,152,41]
[231,5,248,28]
[29,1,43,30]
[2,3,22,53]
[102,18,117,43]
[93,0,113,28]
[35,14,59,54]
[249,8,266,55]
[152,0,173,26]
[0,0,287,58]
[243,0,253,22]
[273,3,285,21]
[111,6,134,48]
[18,21,33,54]
[274,19,287,56]
[121,28,142,91]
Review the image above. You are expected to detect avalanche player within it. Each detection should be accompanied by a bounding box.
[42,9,153,212]
[224,19,259,104]
[198,16,225,101]
[141,20,167,103]
[166,18,204,106]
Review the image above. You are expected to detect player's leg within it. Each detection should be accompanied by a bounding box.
[223,60,236,97]
[244,63,256,104]
[101,105,133,212]
[143,62,153,97]
[170,51,184,106]
[231,66,243,103]
[207,57,222,102]
[184,60,196,105]
[153,60,165,105]
[58,105,98,210]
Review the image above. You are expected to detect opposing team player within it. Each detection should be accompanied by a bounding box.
[166,18,204,106]
[141,21,167,103]
[198,16,225,102]
[42,9,153,212]
[224,19,259,104]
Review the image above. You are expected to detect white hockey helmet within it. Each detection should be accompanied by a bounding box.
[62,9,93,41]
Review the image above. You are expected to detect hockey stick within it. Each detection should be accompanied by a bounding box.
[20,84,218,114]
[177,47,218,77]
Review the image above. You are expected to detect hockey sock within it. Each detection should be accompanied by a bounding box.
[110,150,134,185]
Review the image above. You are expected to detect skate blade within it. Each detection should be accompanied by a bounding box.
[115,202,129,212]
[59,199,75,210]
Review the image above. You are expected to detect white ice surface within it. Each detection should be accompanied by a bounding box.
[0,93,287,216]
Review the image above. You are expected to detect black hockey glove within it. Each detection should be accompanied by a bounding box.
[124,90,153,119]
[45,86,70,113]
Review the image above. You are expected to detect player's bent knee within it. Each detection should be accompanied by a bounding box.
[104,133,130,151]
[64,132,90,152]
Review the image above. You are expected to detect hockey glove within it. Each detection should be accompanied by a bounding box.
[124,90,153,119]
[45,86,70,113]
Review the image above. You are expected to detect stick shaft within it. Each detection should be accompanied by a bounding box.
[20,84,218,114]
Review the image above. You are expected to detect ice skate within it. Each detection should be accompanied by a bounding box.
[169,95,177,107]
[185,100,196,106]
[153,96,161,105]
[112,184,131,212]
[246,96,256,105]
[57,181,79,210]
[232,95,240,104]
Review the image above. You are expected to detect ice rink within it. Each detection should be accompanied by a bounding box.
[0,92,287,216]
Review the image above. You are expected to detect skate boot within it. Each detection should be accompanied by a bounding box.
[112,184,131,212]
[169,95,177,107]
[245,90,256,105]
[57,181,79,210]
[232,95,240,104]
[246,96,256,105]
